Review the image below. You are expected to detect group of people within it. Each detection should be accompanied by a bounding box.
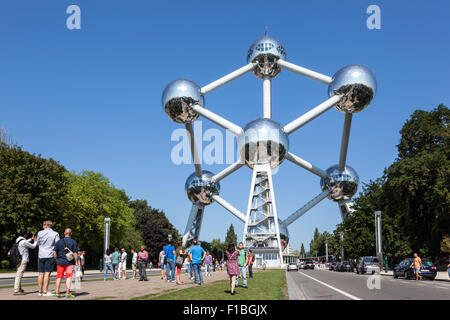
[12,220,84,298]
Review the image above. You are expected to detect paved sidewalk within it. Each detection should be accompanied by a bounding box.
[0,270,229,300]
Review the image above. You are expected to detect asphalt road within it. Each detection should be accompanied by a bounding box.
[0,269,164,286]
[288,268,450,300]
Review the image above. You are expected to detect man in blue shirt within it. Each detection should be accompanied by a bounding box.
[52,228,79,298]
[189,240,205,285]
[111,248,121,280]
[163,241,176,282]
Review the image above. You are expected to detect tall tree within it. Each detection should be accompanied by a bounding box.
[300,243,306,257]
[225,224,238,245]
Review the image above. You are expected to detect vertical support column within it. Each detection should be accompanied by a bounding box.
[263,76,272,119]
[375,211,383,267]
[340,232,344,260]
[325,240,329,264]
[104,217,110,255]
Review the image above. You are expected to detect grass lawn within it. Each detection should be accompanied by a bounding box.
[133,270,288,300]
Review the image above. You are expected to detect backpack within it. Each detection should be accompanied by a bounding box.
[8,239,24,266]
[251,253,255,263]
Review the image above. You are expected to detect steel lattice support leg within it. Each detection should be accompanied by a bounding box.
[182,203,205,248]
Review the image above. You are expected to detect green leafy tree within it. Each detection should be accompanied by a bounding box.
[0,143,68,265]
[225,224,238,245]
[210,238,226,259]
[300,243,306,258]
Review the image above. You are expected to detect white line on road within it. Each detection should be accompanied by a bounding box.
[298,271,362,300]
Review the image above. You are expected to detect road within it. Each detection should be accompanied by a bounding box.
[0,269,164,287]
[287,268,450,300]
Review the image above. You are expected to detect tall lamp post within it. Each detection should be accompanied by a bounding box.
[104,217,111,255]
[375,211,383,267]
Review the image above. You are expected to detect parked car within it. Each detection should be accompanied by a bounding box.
[287,262,299,272]
[298,261,305,269]
[356,256,381,274]
[304,260,315,270]
[393,258,437,280]
[334,261,342,271]
[329,262,337,271]
[339,261,353,272]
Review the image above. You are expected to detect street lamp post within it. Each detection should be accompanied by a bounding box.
[375,211,383,267]
[104,217,110,255]
[325,240,329,264]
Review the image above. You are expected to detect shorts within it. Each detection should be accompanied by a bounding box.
[119,262,126,272]
[132,263,137,271]
[38,258,55,273]
[414,267,421,273]
[112,263,118,271]
[56,265,74,279]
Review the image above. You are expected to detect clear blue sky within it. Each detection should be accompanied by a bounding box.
[1,1,449,252]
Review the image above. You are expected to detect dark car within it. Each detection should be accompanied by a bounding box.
[393,258,437,280]
[304,260,315,270]
[329,262,337,271]
[334,261,342,271]
[339,261,353,272]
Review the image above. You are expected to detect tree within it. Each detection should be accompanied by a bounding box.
[0,143,68,266]
[225,224,238,245]
[300,243,306,258]
[139,208,179,265]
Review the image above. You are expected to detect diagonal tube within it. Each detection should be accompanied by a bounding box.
[185,123,202,177]
[283,95,342,135]
[212,195,247,223]
[282,190,330,227]
[276,59,333,85]
[338,113,353,172]
[285,152,328,179]
[191,104,243,136]
[200,63,256,95]
[211,160,245,183]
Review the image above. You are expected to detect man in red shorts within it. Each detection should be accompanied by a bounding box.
[52,228,80,298]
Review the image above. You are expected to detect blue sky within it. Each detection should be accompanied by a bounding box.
[1,1,449,252]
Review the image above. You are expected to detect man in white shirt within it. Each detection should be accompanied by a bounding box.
[14,230,37,295]
[36,220,60,296]
[119,248,127,280]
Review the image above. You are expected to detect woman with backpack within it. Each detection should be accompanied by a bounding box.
[225,242,240,295]
[175,240,187,285]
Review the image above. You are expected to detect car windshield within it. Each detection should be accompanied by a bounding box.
[422,260,433,266]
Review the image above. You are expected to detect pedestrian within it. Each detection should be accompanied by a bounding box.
[204,251,212,276]
[446,254,450,281]
[189,240,206,285]
[175,240,187,285]
[159,250,166,279]
[111,248,120,280]
[52,228,80,298]
[225,242,239,295]
[119,248,127,280]
[163,240,176,283]
[103,249,114,281]
[81,251,86,278]
[235,242,248,288]
[409,252,423,281]
[212,257,216,272]
[76,249,84,281]
[248,249,254,278]
[131,249,138,280]
[220,258,224,271]
[137,245,149,281]
[185,253,191,276]
[262,259,267,270]
[37,220,60,297]
[149,261,153,270]
[13,230,37,295]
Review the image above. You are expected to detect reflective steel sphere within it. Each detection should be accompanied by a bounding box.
[247,35,286,79]
[237,118,289,169]
[185,170,220,205]
[162,79,204,124]
[320,165,359,202]
[247,218,289,250]
[328,65,377,113]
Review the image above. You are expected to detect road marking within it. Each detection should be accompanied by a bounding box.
[298,271,362,300]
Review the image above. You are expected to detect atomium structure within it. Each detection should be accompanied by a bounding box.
[162,33,376,267]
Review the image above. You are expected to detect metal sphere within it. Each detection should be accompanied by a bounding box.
[185,170,220,205]
[247,218,289,250]
[162,79,204,124]
[237,118,289,170]
[328,65,377,113]
[247,35,286,79]
[320,165,360,202]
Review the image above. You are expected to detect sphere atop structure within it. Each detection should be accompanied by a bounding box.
[247,35,286,79]
[328,64,377,114]
[237,118,289,170]
[185,170,220,205]
[320,165,359,202]
[162,79,204,124]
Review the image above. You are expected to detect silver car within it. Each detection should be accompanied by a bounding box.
[287,263,299,272]
[356,256,381,274]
